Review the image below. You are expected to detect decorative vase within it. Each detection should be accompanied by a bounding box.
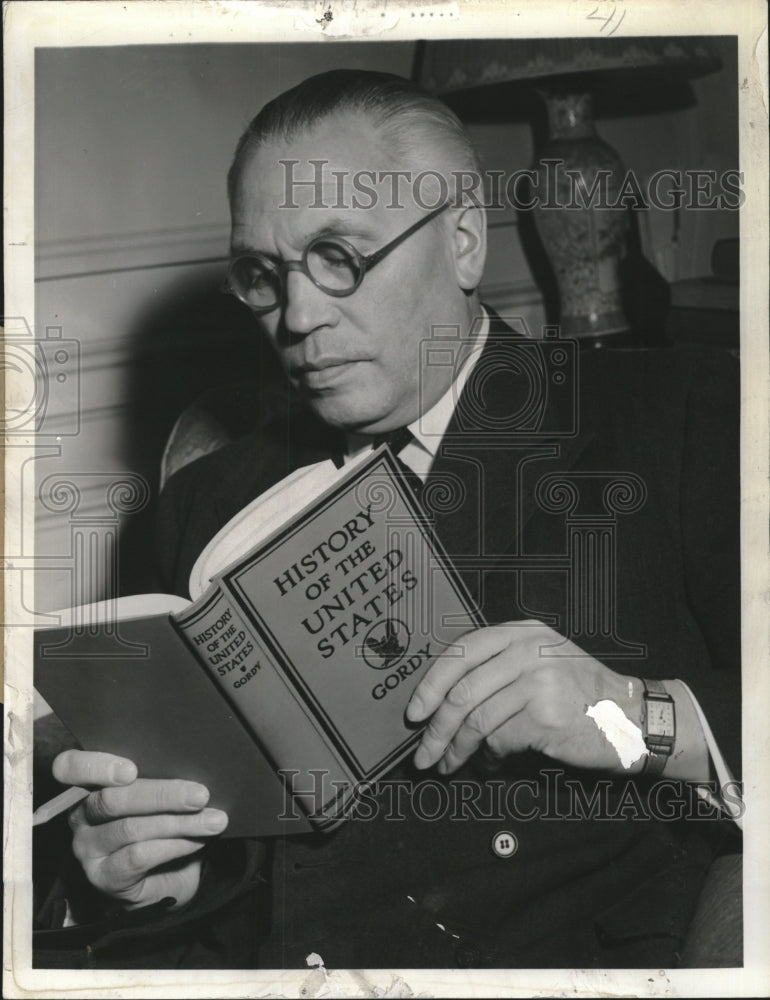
[532,90,630,343]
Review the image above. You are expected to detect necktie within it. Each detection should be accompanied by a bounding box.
[370,426,413,457]
[371,428,424,503]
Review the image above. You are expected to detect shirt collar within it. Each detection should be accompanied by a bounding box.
[407,307,490,459]
[344,308,490,462]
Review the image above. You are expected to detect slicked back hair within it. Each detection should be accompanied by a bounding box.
[227,68,481,204]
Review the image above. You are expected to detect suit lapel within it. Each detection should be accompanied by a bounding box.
[212,413,345,531]
[207,315,594,603]
[427,315,594,598]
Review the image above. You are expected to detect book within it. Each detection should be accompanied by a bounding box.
[34,447,483,837]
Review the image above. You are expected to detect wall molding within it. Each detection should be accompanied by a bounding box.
[35,225,545,433]
[36,224,230,282]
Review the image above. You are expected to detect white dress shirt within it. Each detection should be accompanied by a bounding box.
[345,310,490,480]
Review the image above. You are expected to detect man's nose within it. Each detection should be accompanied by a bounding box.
[282,267,333,337]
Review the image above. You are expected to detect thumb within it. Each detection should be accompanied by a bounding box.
[53,750,137,788]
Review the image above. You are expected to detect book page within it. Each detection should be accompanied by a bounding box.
[188,450,371,599]
[40,593,191,629]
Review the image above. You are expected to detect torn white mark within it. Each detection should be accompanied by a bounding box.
[628,680,633,699]
[374,976,428,997]
[586,699,648,769]
[301,952,333,999]
[302,957,426,998]
[405,894,461,941]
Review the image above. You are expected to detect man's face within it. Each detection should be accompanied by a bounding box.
[230,114,468,434]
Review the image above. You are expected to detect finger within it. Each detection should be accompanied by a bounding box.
[53,750,137,788]
[482,713,541,763]
[438,678,533,774]
[91,838,207,894]
[73,808,229,860]
[406,625,515,722]
[120,858,203,911]
[413,651,528,769]
[71,778,210,827]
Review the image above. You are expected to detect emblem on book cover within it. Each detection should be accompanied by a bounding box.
[362,617,410,670]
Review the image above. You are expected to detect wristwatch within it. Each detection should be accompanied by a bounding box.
[641,678,676,776]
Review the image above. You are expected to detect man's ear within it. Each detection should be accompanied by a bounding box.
[451,204,487,290]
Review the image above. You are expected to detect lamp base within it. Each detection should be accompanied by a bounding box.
[561,309,629,341]
[532,89,631,344]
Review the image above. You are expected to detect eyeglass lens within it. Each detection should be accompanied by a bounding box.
[230,238,362,309]
[229,256,282,309]
[308,240,362,291]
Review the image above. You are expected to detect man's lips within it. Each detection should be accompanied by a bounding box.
[294,356,355,372]
[290,357,366,389]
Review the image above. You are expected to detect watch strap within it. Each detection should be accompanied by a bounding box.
[641,678,675,776]
[643,749,669,777]
[644,678,667,697]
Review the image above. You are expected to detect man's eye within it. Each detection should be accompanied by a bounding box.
[314,242,353,267]
[242,262,277,289]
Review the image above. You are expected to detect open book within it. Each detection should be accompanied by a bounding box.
[34,447,482,837]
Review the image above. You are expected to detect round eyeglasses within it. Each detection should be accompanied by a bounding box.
[224,203,449,314]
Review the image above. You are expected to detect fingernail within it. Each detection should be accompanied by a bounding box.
[113,760,136,784]
[407,694,424,721]
[185,785,209,808]
[413,745,431,769]
[204,809,228,834]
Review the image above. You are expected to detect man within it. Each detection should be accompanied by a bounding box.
[36,70,741,969]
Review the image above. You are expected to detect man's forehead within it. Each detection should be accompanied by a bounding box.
[230,208,382,256]
[240,114,399,188]
[231,117,442,248]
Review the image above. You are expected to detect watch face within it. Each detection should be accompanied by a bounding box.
[648,701,675,737]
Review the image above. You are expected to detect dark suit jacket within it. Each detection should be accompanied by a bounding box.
[34,321,741,970]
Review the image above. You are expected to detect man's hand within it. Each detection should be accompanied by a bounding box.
[407,621,643,775]
[53,750,229,911]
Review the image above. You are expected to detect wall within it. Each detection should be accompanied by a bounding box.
[34,39,738,610]
[36,43,420,607]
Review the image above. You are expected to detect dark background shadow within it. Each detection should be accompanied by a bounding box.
[116,268,283,595]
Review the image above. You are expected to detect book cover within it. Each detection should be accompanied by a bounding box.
[35,447,482,835]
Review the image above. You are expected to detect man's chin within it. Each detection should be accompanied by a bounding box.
[303,392,385,433]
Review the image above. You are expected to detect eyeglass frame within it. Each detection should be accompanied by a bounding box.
[223,202,450,314]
